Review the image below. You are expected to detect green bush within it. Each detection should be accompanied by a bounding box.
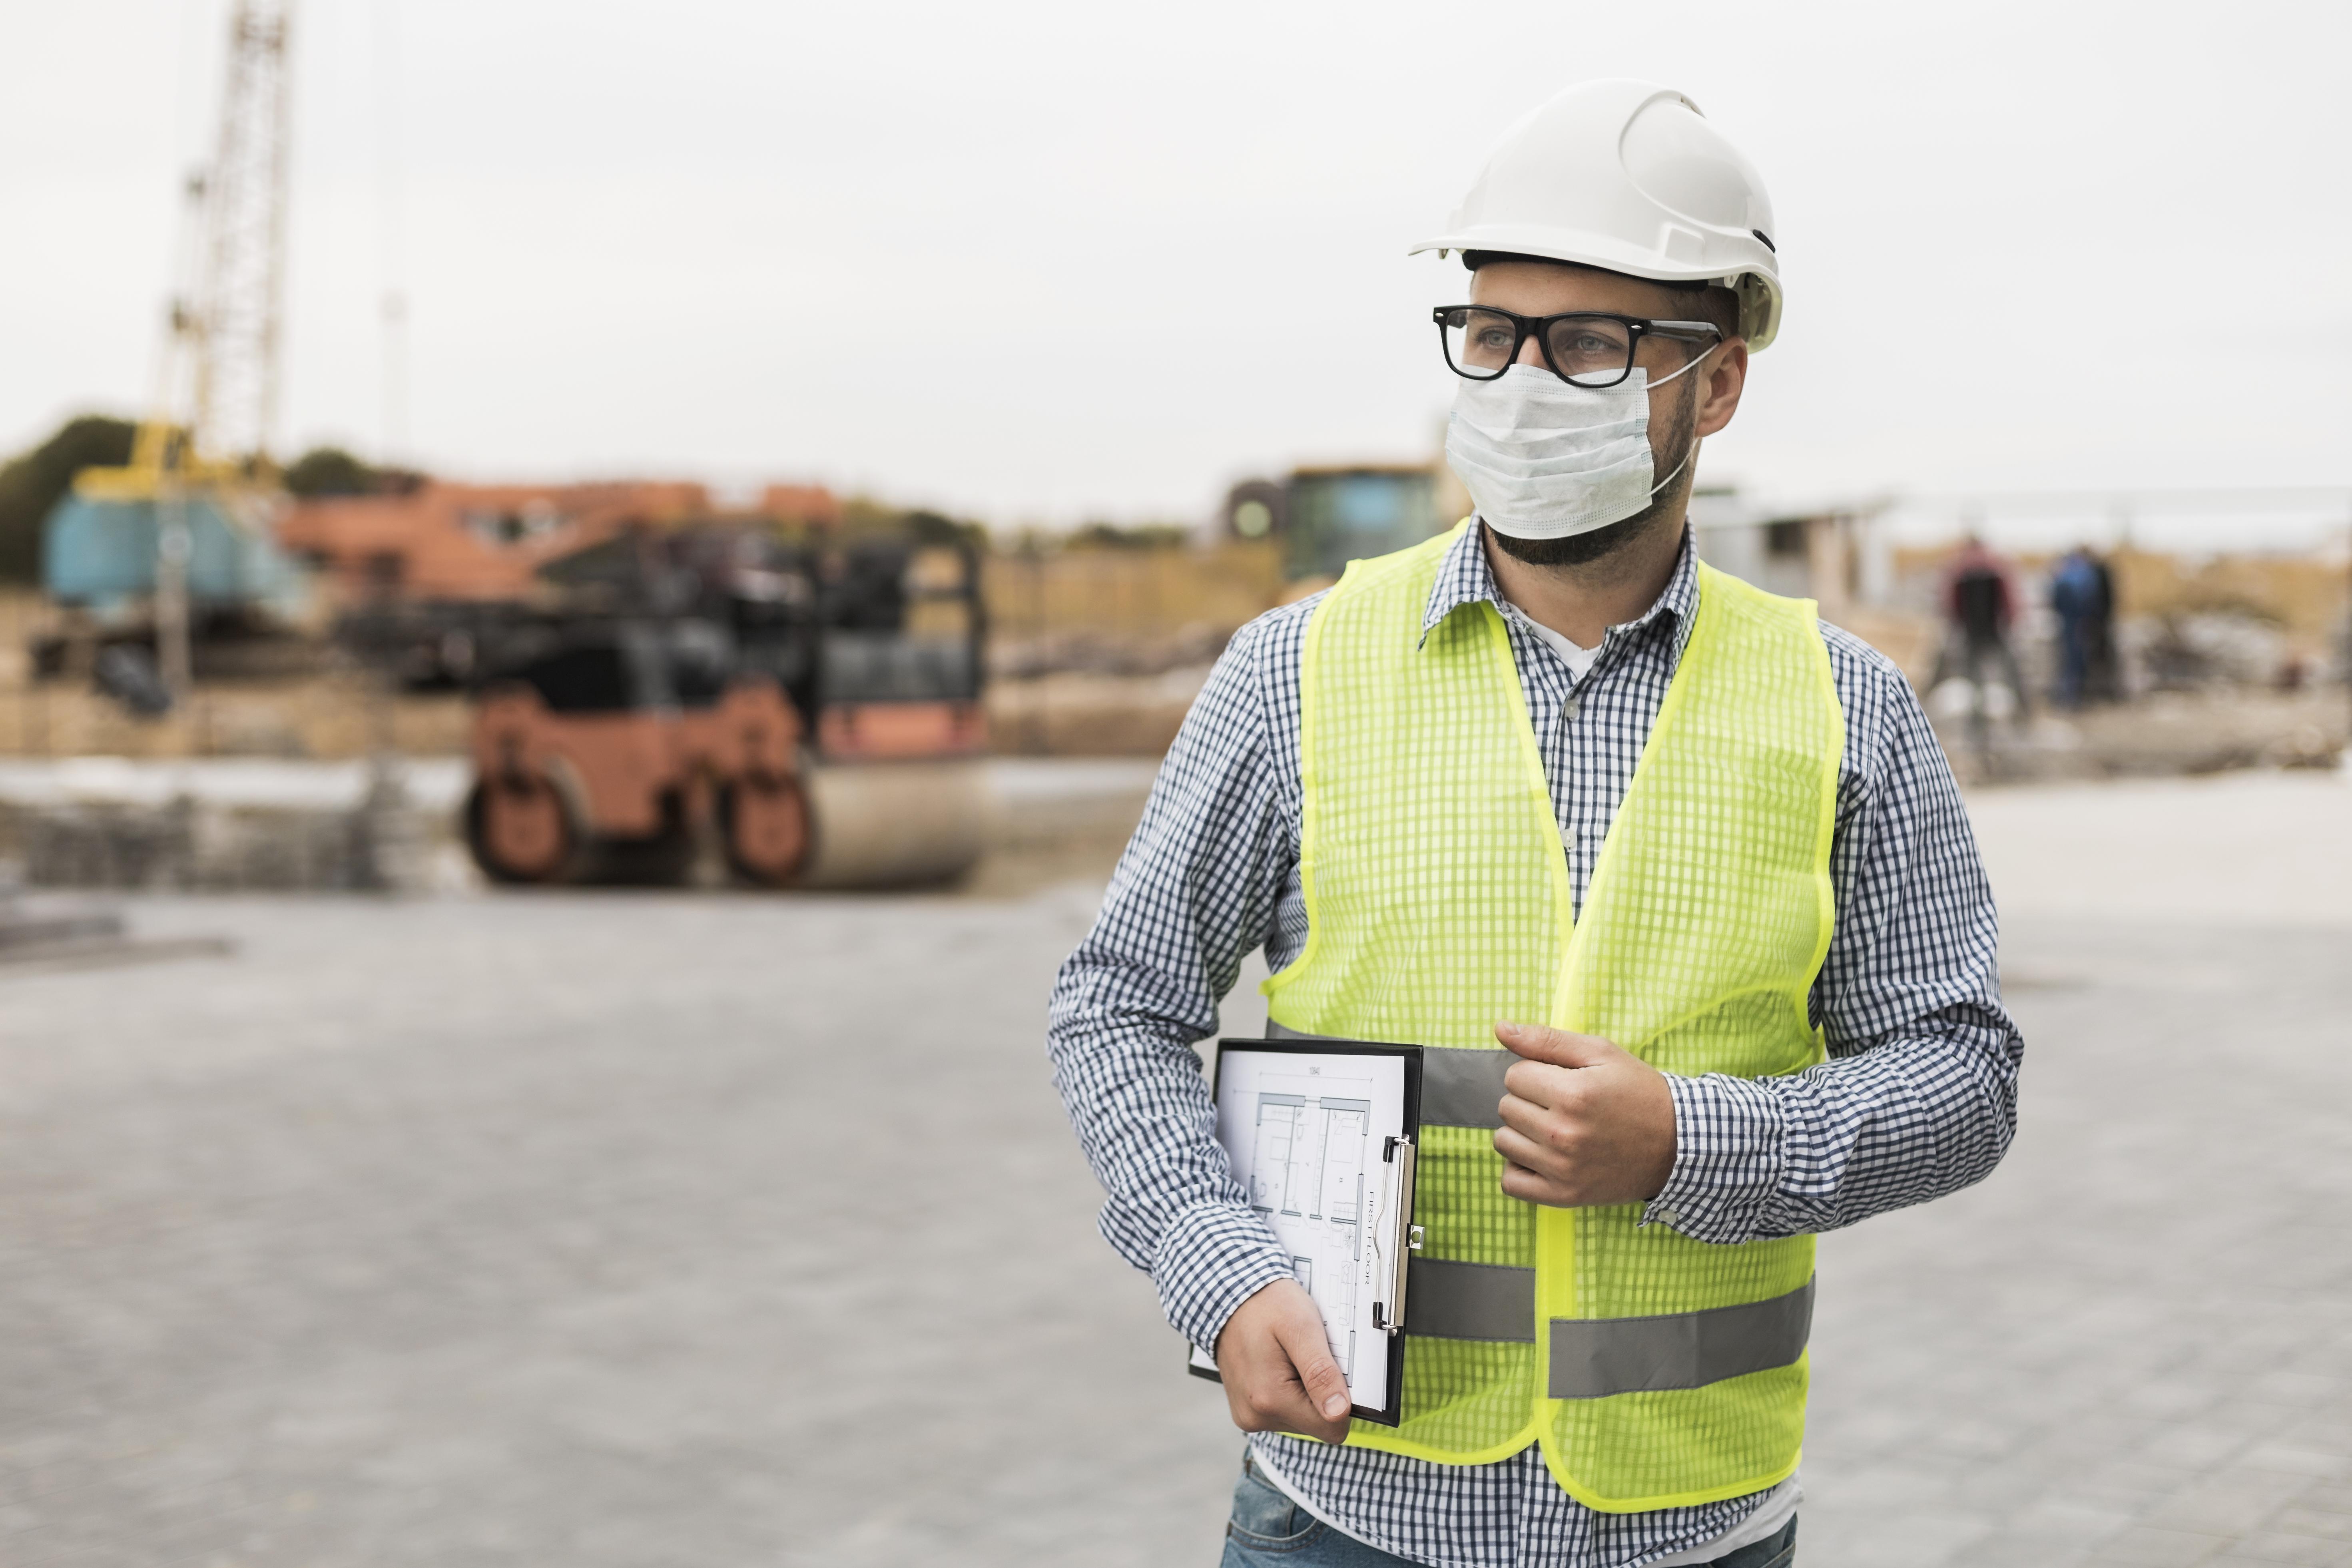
[0,415,138,584]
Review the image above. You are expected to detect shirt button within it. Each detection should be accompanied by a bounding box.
[1656,1207,1681,1226]
[1563,696,1581,719]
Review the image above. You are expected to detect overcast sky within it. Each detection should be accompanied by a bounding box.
[5,0,2347,544]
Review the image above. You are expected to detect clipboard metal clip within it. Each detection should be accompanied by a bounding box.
[1371,1135,1417,1337]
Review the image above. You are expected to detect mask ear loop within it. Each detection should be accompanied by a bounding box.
[1641,335,1723,392]
[1647,441,1697,499]
[1642,339,1720,496]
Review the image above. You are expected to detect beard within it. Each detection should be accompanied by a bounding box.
[1484,381,1700,569]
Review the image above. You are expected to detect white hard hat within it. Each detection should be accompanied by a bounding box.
[1413,79,1784,351]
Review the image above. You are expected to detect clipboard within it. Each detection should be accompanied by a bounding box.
[1185,1036,1424,1427]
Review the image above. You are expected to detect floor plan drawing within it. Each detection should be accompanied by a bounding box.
[1245,1074,1373,1376]
[1201,1044,1410,1418]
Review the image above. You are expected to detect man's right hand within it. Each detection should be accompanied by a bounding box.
[1212,1279,1353,1444]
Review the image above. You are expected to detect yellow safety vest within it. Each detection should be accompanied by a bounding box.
[1263,523,1842,1512]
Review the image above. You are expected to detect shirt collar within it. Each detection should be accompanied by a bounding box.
[1418,519,1701,667]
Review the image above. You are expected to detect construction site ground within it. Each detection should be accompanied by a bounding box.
[1,765,2349,1566]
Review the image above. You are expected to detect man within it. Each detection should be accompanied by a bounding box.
[2050,545,2106,708]
[1049,79,2019,1568]
[1932,534,2030,720]
[2085,548,2121,702]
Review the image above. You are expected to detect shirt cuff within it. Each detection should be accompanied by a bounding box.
[1153,1200,1299,1354]
[1643,1073,1789,1246]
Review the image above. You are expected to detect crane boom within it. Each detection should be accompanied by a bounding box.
[191,0,294,468]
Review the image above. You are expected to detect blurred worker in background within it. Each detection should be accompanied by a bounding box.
[2049,545,2115,708]
[2087,549,2121,701]
[1050,79,2020,1568]
[1932,534,2030,719]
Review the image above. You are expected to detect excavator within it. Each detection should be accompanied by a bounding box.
[462,526,991,889]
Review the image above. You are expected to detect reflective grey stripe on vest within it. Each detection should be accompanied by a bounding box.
[1258,1028,1814,1393]
[1406,1264,1817,1393]
[1262,1023,1513,1130]
[1407,1258,1535,1342]
[1547,1278,1816,1400]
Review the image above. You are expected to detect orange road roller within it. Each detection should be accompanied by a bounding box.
[463,533,991,889]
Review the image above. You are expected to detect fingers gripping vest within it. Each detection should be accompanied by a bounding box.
[1263,525,1842,1512]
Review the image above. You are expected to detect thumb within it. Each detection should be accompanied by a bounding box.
[1275,1308,1353,1423]
[1496,1020,1626,1068]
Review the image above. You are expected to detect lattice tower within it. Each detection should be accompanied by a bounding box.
[187,0,294,468]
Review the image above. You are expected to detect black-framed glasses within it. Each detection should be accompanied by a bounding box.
[1432,307,1722,388]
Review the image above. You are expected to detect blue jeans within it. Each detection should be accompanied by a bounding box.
[1217,1451,1798,1567]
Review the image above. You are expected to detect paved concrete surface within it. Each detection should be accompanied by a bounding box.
[0,766,2346,1566]
[1806,915,2352,1568]
[1965,768,2352,927]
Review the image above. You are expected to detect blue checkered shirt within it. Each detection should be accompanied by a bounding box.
[1046,523,2021,1568]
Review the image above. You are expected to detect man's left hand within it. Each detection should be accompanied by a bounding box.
[1492,1022,1677,1208]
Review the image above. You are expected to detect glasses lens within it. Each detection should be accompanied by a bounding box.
[1544,317,1636,386]
[1442,309,1518,378]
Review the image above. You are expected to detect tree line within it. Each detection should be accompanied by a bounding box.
[0,415,421,585]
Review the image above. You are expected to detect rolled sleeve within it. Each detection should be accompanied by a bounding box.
[1154,1202,1298,1353]
[1644,1073,1788,1244]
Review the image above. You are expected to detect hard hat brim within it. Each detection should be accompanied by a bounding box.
[1411,225,1782,350]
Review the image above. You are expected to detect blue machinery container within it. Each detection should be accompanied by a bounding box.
[43,493,307,614]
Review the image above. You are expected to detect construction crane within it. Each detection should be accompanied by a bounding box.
[187,0,295,470]
[61,0,298,695]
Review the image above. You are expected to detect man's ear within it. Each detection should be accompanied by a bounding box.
[1694,341,1749,438]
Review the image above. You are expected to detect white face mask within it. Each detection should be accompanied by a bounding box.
[1444,360,1703,541]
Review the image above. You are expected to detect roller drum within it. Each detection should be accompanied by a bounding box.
[793,757,991,889]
